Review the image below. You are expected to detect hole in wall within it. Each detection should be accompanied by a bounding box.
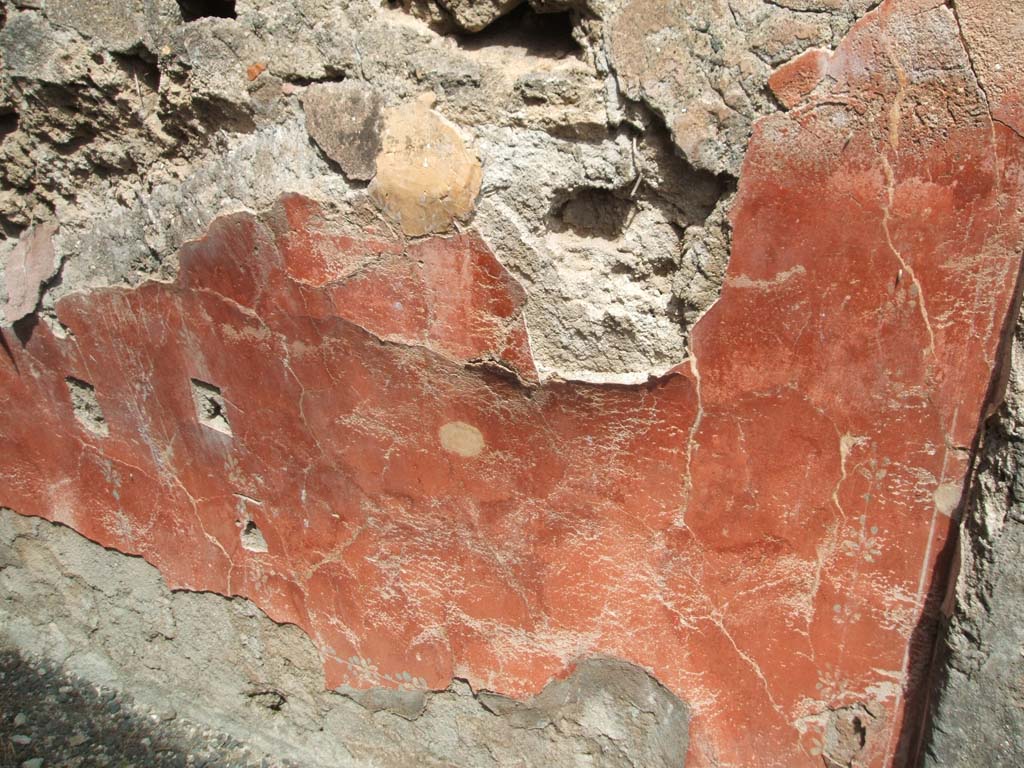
[455,4,579,59]
[66,377,108,437]
[822,703,874,767]
[549,187,633,238]
[852,716,867,750]
[112,51,161,94]
[1,217,27,241]
[240,520,268,553]
[0,109,18,142]
[191,378,231,435]
[176,0,237,22]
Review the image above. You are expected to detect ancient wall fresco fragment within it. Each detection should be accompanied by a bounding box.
[2,0,1023,765]
[369,94,483,237]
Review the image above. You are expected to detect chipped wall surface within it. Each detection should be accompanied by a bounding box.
[1,0,1023,766]
[0,509,689,767]
[921,306,1024,767]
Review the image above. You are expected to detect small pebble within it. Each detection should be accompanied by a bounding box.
[13,712,27,727]
[11,734,31,745]
[21,759,44,768]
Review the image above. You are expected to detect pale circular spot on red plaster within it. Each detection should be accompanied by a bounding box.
[439,421,485,458]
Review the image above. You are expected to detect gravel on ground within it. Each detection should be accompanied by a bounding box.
[0,648,300,768]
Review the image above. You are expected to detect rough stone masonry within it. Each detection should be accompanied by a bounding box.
[0,0,1022,766]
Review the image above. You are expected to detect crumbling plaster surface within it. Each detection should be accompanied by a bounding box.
[1,0,1024,766]
[0,0,892,380]
[0,508,689,767]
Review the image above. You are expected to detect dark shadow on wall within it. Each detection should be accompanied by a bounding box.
[897,256,1024,766]
[11,315,38,349]
[893,513,962,766]
[176,0,237,22]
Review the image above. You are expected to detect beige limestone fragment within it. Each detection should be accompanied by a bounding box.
[369,94,482,237]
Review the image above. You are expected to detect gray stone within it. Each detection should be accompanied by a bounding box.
[43,0,153,52]
[301,82,384,181]
[0,11,90,82]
